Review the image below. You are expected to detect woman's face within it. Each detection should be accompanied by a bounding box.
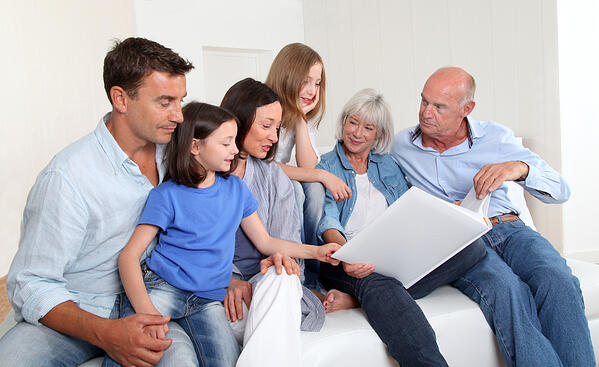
[242,101,282,159]
[297,63,322,114]
[342,114,378,156]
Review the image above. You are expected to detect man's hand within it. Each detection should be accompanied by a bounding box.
[342,262,375,279]
[99,314,172,367]
[473,161,529,199]
[224,278,252,322]
[260,253,301,276]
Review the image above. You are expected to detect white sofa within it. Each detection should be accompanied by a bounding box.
[1,258,597,366]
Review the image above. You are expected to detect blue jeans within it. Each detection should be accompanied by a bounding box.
[292,180,325,289]
[319,240,486,366]
[103,264,239,367]
[0,293,197,367]
[452,220,595,367]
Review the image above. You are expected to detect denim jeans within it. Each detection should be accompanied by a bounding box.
[319,240,486,366]
[0,292,197,367]
[103,264,239,367]
[452,220,595,367]
[292,180,326,289]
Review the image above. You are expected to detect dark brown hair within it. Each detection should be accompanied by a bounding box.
[103,37,194,104]
[164,102,238,187]
[220,78,280,161]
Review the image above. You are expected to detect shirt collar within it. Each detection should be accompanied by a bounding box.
[334,141,382,170]
[93,113,165,178]
[94,112,129,174]
[410,116,477,148]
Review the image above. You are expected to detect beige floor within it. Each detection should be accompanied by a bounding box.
[0,276,10,323]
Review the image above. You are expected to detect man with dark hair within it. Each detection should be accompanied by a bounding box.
[392,67,595,366]
[0,38,197,366]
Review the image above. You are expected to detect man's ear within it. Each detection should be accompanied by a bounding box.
[110,86,128,113]
[462,100,476,117]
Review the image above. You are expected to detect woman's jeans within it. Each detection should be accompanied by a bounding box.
[319,239,486,367]
[452,220,595,367]
[292,181,325,289]
[103,264,239,367]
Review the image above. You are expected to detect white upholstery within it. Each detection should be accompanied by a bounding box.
[1,259,597,366]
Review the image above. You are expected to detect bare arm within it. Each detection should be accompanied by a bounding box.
[293,119,319,168]
[118,224,162,315]
[40,301,171,367]
[240,212,340,264]
[277,164,352,201]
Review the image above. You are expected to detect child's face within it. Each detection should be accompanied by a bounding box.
[193,119,238,173]
[297,63,322,115]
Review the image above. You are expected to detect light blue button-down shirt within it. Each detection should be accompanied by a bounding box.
[7,113,164,324]
[391,117,570,218]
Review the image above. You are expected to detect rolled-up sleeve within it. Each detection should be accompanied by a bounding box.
[7,170,88,324]
[500,131,571,204]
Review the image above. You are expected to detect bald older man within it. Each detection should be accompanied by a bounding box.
[392,67,595,367]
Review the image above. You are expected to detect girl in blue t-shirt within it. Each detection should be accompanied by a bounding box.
[104,102,340,367]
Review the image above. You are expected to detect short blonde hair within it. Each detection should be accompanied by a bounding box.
[335,88,394,154]
[265,43,326,130]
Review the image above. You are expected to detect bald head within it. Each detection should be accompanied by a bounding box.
[426,67,476,107]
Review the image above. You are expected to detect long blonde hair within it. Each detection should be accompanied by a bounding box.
[265,43,326,130]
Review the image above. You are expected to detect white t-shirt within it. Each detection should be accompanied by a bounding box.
[275,118,320,165]
[344,173,388,240]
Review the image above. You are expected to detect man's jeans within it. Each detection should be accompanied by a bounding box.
[453,220,595,367]
[0,293,198,367]
[319,240,486,367]
[103,264,239,367]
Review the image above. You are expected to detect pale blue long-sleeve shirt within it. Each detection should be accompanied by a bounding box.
[7,113,164,324]
[391,117,570,218]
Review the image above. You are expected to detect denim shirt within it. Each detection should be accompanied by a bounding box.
[316,142,409,243]
[7,113,164,324]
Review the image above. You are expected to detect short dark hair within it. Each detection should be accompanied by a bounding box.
[220,78,280,161]
[164,102,238,188]
[103,37,194,104]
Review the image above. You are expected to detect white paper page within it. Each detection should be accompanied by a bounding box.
[332,186,491,288]
[460,186,490,218]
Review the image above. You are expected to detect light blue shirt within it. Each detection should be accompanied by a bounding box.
[7,113,165,324]
[391,117,570,218]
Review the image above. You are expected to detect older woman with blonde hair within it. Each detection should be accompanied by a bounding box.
[316,88,486,367]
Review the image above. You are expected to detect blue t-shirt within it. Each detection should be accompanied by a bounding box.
[140,176,259,301]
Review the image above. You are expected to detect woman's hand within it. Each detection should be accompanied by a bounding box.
[320,170,352,201]
[316,243,341,265]
[224,278,253,322]
[342,262,375,278]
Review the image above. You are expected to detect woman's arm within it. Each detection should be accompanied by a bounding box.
[240,212,340,264]
[118,224,161,316]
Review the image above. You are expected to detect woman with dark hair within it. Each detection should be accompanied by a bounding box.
[221,78,329,367]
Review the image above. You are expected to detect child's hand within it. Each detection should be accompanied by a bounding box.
[317,243,341,265]
[143,323,169,339]
[320,171,352,201]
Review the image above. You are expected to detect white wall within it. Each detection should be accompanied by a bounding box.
[558,0,599,261]
[133,0,304,104]
[303,0,565,251]
[0,1,136,276]
[0,0,305,276]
